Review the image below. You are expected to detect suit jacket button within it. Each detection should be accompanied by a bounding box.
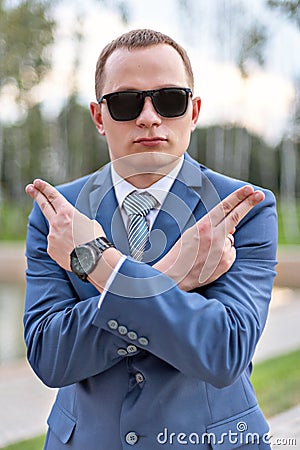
[127,331,138,340]
[138,336,149,346]
[117,348,128,356]
[127,344,138,354]
[125,431,139,445]
[107,319,118,330]
[118,325,128,335]
[135,372,144,383]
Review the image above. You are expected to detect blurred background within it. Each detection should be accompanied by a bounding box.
[0,0,300,243]
[0,0,300,447]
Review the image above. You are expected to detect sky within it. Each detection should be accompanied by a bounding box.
[3,0,300,145]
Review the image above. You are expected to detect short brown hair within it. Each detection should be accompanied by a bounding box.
[95,29,194,99]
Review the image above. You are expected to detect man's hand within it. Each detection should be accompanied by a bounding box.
[26,179,264,291]
[25,179,105,271]
[154,185,265,291]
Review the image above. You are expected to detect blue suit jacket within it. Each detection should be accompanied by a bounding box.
[24,153,277,449]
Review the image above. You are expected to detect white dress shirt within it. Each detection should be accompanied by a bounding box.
[98,156,184,308]
[112,156,184,231]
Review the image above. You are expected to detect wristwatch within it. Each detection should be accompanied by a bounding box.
[70,237,115,282]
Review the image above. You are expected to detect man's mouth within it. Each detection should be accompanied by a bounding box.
[134,137,167,147]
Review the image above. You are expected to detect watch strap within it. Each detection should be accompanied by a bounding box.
[93,236,115,253]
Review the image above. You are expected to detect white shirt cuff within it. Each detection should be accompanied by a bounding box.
[97,255,127,309]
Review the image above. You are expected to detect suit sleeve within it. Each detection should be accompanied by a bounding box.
[92,189,278,388]
[24,202,136,387]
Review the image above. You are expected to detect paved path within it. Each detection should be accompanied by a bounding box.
[0,288,299,448]
[268,405,300,448]
[253,287,300,362]
[0,360,56,447]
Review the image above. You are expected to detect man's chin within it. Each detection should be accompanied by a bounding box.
[112,151,181,179]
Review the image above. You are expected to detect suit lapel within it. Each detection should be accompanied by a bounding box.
[144,155,204,265]
[87,164,130,254]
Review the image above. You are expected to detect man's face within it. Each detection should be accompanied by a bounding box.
[90,44,201,186]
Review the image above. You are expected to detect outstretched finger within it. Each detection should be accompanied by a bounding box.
[25,182,57,222]
[209,185,255,227]
[34,179,70,213]
[25,179,71,222]
[224,190,265,233]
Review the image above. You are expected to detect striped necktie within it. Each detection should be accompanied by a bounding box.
[123,191,158,261]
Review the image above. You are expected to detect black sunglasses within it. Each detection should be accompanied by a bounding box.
[97,87,192,121]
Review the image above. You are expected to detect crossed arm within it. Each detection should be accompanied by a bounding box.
[24,179,277,387]
[25,179,264,291]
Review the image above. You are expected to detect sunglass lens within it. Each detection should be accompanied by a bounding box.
[108,92,142,121]
[153,89,188,117]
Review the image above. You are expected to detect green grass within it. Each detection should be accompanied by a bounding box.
[1,349,299,449]
[0,435,45,450]
[0,202,32,241]
[251,347,300,418]
[277,200,300,245]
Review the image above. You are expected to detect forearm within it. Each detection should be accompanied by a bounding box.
[25,292,122,387]
[24,206,136,387]
[94,191,278,386]
[24,179,277,389]
[92,256,276,388]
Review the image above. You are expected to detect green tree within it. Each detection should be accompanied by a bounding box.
[0,0,55,238]
[0,0,54,102]
[267,0,300,28]
[266,0,300,242]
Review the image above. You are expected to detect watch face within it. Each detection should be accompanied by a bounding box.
[71,245,97,276]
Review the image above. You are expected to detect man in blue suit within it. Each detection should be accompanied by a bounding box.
[24,29,277,449]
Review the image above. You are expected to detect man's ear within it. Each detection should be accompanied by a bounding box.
[191,96,201,132]
[90,102,106,135]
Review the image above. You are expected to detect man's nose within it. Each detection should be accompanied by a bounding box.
[135,97,162,127]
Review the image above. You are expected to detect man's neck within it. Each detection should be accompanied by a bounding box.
[111,154,184,189]
[123,172,167,189]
